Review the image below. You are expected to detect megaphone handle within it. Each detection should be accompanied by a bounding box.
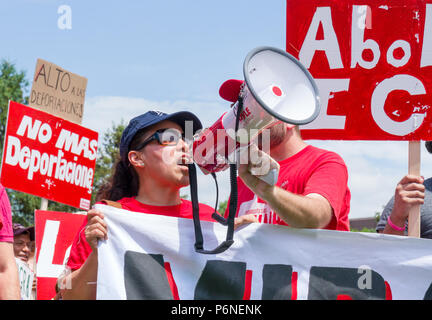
[254,167,279,186]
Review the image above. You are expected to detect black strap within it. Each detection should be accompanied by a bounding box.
[210,172,227,225]
[188,162,234,254]
[189,96,244,255]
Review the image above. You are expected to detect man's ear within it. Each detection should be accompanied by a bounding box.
[128,150,145,167]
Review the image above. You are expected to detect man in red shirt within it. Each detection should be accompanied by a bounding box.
[220,80,351,231]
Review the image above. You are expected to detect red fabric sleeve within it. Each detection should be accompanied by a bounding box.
[303,160,350,228]
[0,185,13,242]
[66,218,92,271]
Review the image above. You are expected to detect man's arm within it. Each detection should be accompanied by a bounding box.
[0,242,21,300]
[263,188,332,228]
[237,146,335,229]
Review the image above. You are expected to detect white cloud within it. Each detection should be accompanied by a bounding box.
[82,96,432,222]
[82,95,226,138]
[310,140,432,220]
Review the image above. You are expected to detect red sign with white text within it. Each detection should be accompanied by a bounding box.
[35,210,86,300]
[287,0,432,140]
[0,101,98,209]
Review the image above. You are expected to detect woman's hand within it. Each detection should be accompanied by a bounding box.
[84,209,108,251]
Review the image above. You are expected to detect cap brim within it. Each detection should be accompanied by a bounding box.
[163,111,203,134]
[219,79,244,102]
[120,110,203,163]
[14,226,35,241]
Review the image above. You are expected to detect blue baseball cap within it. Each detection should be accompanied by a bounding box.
[119,110,202,163]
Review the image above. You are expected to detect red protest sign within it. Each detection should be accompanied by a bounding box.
[286,0,432,140]
[0,101,98,210]
[35,210,86,300]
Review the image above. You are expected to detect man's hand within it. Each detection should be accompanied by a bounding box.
[234,214,259,230]
[237,144,280,201]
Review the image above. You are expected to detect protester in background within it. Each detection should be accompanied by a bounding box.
[13,223,36,299]
[219,80,351,231]
[27,239,36,299]
[376,142,432,239]
[13,223,34,263]
[60,110,217,300]
[0,184,21,299]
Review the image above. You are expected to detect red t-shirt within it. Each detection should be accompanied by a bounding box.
[225,145,351,231]
[0,184,13,243]
[66,197,216,271]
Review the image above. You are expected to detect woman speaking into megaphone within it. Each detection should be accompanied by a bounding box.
[59,110,218,299]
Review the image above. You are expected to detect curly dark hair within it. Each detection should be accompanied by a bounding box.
[96,128,150,202]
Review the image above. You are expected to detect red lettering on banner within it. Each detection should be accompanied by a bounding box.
[164,262,180,300]
[385,281,393,300]
[286,0,432,140]
[144,258,402,300]
[243,270,253,300]
[291,271,298,300]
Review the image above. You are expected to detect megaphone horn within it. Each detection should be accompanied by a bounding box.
[189,46,321,255]
[193,47,320,183]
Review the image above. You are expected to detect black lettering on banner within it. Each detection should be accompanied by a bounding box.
[194,260,246,300]
[424,283,432,300]
[261,264,293,300]
[307,266,386,300]
[124,251,173,300]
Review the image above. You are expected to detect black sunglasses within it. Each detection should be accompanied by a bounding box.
[134,128,184,151]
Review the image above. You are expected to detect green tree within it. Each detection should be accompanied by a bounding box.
[0,60,29,155]
[0,60,126,226]
[217,199,228,215]
[0,60,40,225]
[91,120,125,205]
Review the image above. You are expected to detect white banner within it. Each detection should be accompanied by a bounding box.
[15,258,35,300]
[96,204,432,300]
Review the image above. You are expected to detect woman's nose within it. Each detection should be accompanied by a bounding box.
[178,137,190,153]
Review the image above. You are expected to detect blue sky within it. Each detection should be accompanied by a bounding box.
[1,0,429,220]
[0,1,286,101]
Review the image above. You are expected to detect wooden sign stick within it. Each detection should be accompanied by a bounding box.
[40,198,48,211]
[408,141,421,238]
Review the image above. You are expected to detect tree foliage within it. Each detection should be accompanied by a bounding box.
[0,60,125,226]
[0,60,29,155]
[91,120,125,204]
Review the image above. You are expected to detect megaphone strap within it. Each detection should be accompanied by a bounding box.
[189,97,243,255]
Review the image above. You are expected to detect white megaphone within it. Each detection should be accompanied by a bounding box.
[192,46,320,185]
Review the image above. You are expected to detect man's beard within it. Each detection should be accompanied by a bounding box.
[257,122,287,151]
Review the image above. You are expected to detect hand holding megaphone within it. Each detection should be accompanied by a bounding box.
[192,46,320,185]
[237,143,280,188]
[189,46,320,255]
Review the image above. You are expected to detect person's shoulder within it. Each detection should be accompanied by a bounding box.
[0,184,7,200]
[116,197,134,205]
[423,177,432,191]
[307,145,346,165]
[180,199,216,219]
[97,197,134,207]
[181,198,213,210]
